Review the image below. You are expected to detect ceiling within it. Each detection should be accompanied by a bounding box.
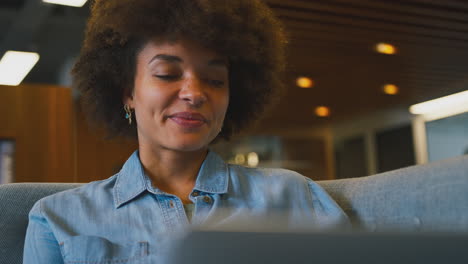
[2,0,468,131]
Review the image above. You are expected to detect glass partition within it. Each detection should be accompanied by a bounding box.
[425,112,468,162]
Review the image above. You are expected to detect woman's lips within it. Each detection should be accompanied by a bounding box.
[168,112,207,128]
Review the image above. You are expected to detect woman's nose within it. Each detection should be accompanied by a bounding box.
[179,77,207,107]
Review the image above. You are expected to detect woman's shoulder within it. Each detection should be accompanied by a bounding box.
[228,163,310,183]
[225,163,349,226]
[32,175,118,213]
[226,164,316,198]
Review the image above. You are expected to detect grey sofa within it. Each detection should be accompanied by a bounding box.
[1,155,468,264]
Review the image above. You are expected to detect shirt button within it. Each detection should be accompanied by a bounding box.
[203,196,212,203]
[169,201,174,208]
[192,191,200,197]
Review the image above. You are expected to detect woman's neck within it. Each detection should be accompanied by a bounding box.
[138,145,208,203]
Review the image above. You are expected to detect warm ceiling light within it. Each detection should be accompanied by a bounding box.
[383,84,399,95]
[234,154,245,165]
[0,51,40,86]
[296,77,314,88]
[315,106,330,117]
[247,152,259,167]
[376,43,397,55]
[409,90,468,121]
[42,0,88,7]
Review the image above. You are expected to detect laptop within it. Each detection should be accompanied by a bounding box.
[167,230,468,264]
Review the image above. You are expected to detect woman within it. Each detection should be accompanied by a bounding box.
[23,0,349,263]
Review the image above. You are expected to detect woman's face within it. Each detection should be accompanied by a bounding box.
[125,38,229,152]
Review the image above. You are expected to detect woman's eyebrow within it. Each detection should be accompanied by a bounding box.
[148,54,182,65]
[148,54,227,68]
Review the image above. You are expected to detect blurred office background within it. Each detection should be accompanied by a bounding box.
[1,0,468,184]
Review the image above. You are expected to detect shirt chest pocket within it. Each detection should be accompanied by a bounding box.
[60,236,149,264]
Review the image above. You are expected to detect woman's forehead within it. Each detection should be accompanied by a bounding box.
[139,38,228,65]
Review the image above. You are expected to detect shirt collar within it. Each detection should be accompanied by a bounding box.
[192,150,229,194]
[113,150,147,208]
[113,150,229,208]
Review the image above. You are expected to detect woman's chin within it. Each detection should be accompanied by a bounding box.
[167,136,213,152]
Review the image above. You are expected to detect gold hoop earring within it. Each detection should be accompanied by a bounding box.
[124,104,133,125]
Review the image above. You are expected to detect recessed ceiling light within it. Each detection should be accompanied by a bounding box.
[409,90,468,121]
[376,43,397,55]
[234,154,245,164]
[247,152,259,167]
[383,84,399,95]
[42,0,88,7]
[315,106,330,117]
[296,76,314,88]
[0,51,40,86]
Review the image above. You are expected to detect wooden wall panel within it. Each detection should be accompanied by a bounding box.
[0,84,74,183]
[47,87,74,182]
[74,105,137,183]
[15,85,49,182]
[1,83,137,183]
[0,85,18,137]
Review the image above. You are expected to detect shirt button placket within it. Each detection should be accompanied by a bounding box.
[168,198,186,228]
[192,194,214,224]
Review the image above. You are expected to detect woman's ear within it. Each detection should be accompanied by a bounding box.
[123,96,134,108]
[123,89,135,108]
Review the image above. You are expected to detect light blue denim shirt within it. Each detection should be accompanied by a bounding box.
[23,150,349,263]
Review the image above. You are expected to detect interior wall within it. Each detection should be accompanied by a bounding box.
[331,107,415,178]
[74,104,138,182]
[0,84,139,183]
[252,125,335,180]
[0,84,73,182]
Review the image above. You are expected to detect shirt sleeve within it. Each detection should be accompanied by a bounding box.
[23,200,64,264]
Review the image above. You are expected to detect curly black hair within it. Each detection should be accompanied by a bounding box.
[72,0,287,140]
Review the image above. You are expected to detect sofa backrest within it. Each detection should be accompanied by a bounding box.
[1,155,467,264]
[319,155,468,232]
[0,183,82,264]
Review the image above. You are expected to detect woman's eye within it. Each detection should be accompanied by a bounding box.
[209,79,225,87]
[154,75,179,81]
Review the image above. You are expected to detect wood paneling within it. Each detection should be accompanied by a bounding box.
[0,85,18,136]
[0,84,73,182]
[0,84,138,183]
[74,105,138,183]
